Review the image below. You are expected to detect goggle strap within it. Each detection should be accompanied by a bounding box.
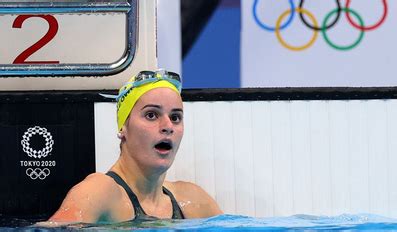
[165,78,182,92]
[99,76,181,100]
[99,82,134,100]
[98,93,119,99]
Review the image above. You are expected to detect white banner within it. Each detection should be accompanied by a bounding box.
[241,0,396,87]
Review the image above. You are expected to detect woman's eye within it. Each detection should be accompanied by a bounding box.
[170,114,182,123]
[145,112,158,120]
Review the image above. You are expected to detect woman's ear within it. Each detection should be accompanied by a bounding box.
[117,131,125,140]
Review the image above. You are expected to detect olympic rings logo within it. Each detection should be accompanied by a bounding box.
[26,168,50,180]
[252,0,388,51]
[21,126,54,159]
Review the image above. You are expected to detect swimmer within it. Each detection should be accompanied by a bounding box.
[48,69,222,223]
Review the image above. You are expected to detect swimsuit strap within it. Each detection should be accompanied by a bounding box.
[106,171,146,218]
[162,186,185,219]
[106,171,185,219]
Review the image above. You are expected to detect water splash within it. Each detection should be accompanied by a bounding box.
[3,214,397,231]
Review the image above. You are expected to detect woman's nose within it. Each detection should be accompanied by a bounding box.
[160,117,174,135]
[161,127,173,135]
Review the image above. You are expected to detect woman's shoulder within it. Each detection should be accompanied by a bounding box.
[72,172,127,208]
[84,172,116,185]
[49,172,126,222]
[71,172,119,194]
[165,181,206,197]
[164,181,223,218]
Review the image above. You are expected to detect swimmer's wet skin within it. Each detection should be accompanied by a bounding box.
[46,70,222,224]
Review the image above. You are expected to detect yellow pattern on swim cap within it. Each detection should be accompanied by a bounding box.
[117,78,179,131]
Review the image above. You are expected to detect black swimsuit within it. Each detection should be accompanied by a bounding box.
[106,171,185,219]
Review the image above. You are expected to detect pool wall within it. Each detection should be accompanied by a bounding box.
[95,93,397,218]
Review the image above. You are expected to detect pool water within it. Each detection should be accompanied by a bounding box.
[2,214,397,231]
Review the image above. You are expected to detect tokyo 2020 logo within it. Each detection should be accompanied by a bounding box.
[252,0,388,51]
[20,126,56,180]
[21,126,54,159]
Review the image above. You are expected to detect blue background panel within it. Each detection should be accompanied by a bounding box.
[183,2,241,88]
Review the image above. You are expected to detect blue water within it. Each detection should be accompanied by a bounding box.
[2,214,397,231]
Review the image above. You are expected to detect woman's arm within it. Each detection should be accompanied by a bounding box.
[168,181,223,218]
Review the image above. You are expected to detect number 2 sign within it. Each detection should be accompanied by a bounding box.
[12,15,59,64]
[0,1,137,77]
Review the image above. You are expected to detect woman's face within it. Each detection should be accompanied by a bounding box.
[122,87,184,173]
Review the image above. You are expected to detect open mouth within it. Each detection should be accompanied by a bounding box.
[154,140,173,152]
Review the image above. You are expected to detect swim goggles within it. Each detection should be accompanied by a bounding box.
[100,69,182,101]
